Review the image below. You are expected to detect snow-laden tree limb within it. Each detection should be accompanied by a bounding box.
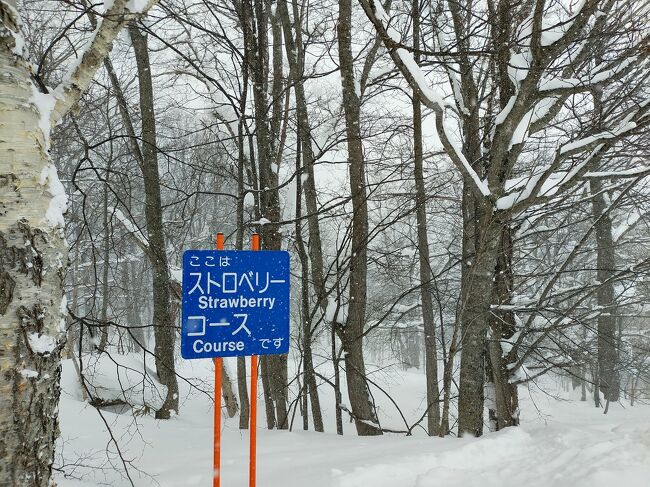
[358,0,491,199]
[50,0,159,125]
[111,207,182,289]
[497,97,650,212]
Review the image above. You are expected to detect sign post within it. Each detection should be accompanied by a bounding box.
[181,233,289,487]
[250,233,259,487]
[213,233,224,487]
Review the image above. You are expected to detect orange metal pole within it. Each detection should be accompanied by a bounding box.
[250,233,260,487]
[249,357,258,486]
[213,357,222,487]
[213,233,225,487]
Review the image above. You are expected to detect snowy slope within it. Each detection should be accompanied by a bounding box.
[55,358,650,486]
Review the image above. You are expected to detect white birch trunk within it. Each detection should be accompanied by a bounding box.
[1,6,66,484]
[1,1,158,483]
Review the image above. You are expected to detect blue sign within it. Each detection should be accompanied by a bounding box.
[181,250,290,359]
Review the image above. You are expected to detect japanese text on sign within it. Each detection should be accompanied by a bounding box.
[181,250,290,359]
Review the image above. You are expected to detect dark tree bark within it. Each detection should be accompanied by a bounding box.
[235,0,252,430]
[486,226,519,430]
[337,0,382,436]
[98,159,111,352]
[294,136,324,432]
[129,23,179,419]
[457,210,501,436]
[590,178,621,402]
[278,0,327,309]
[241,0,289,429]
[412,0,441,436]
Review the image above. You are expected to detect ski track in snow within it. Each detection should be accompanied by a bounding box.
[55,358,650,486]
[336,418,650,487]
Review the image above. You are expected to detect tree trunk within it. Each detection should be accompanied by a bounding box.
[278,0,327,309]
[260,356,276,428]
[129,24,179,419]
[66,233,82,358]
[237,356,250,428]
[439,339,456,436]
[412,0,440,436]
[593,367,601,407]
[235,1,251,429]
[457,193,501,436]
[98,160,111,352]
[241,0,277,427]
[280,0,324,432]
[246,0,288,429]
[486,226,519,430]
[295,137,324,432]
[337,0,382,436]
[332,265,344,435]
[590,178,621,402]
[0,12,66,483]
[221,360,239,418]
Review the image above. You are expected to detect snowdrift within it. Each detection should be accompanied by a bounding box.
[77,352,168,411]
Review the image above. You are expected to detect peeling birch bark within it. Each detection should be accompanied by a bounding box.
[1,11,66,485]
[1,0,158,483]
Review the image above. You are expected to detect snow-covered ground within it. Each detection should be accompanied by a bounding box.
[55,355,650,487]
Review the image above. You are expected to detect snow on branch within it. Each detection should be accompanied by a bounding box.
[367,0,445,108]
[112,208,182,288]
[358,0,491,199]
[487,1,639,187]
[585,165,650,179]
[539,56,640,95]
[496,97,650,211]
[50,0,159,126]
[559,124,638,158]
[434,29,469,116]
[613,201,650,244]
[543,3,586,45]
[440,120,491,197]
[113,207,150,251]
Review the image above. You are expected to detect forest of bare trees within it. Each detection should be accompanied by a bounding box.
[1,0,649,485]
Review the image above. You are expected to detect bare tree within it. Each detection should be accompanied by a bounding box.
[360,0,649,435]
[338,0,382,436]
[127,22,179,418]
